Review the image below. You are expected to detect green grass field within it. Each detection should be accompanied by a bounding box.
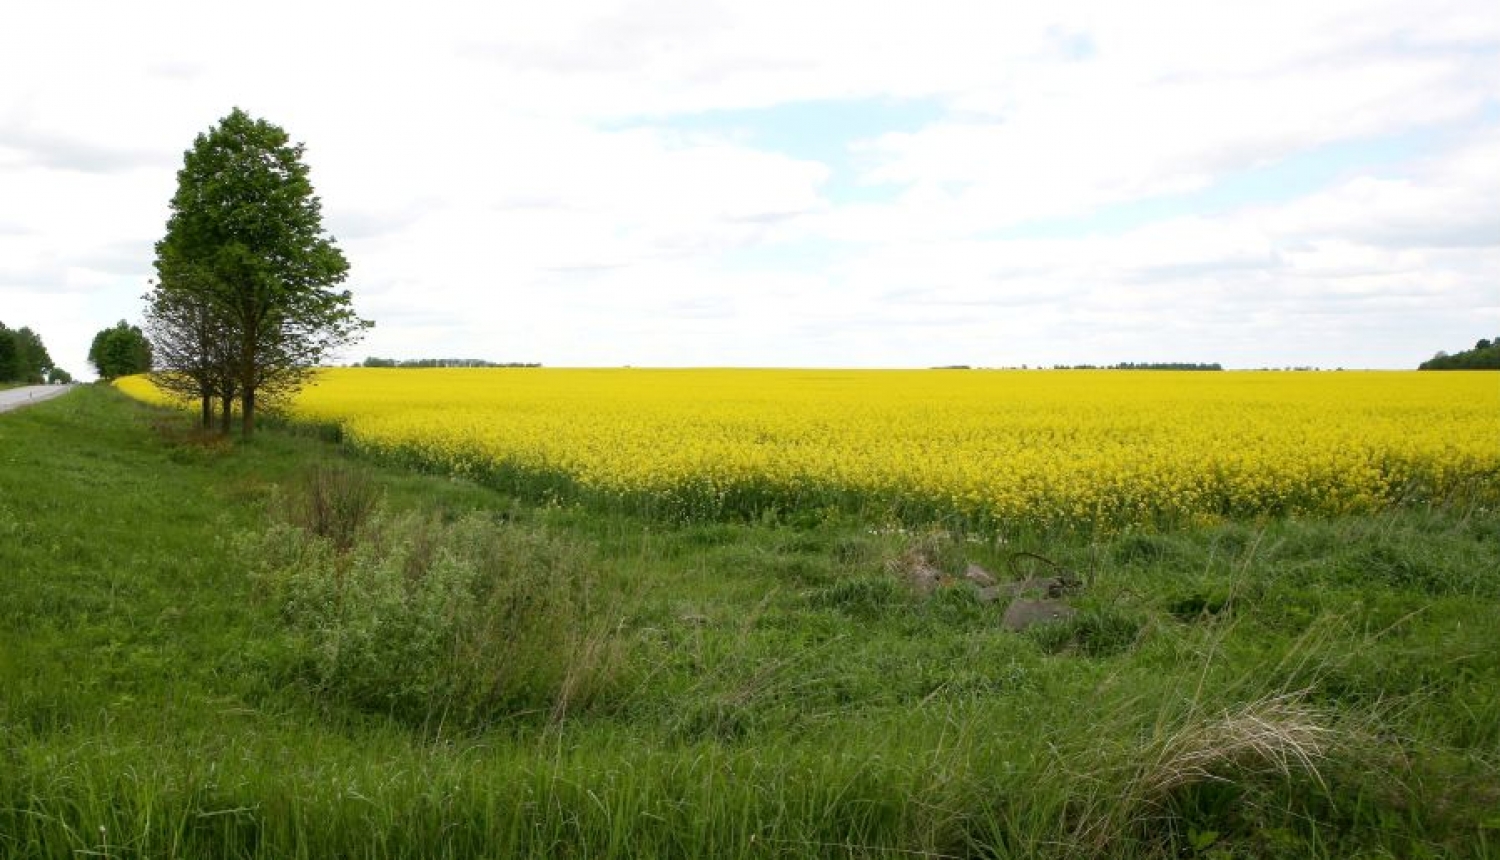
[2,385,1498,858]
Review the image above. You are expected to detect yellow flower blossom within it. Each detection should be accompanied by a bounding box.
[115,369,1500,529]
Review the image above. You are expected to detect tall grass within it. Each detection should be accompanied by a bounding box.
[2,387,1498,858]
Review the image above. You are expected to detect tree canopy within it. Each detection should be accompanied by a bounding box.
[0,322,55,384]
[147,108,370,436]
[88,320,153,380]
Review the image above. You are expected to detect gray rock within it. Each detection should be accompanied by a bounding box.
[1002,598,1077,632]
[963,563,997,587]
[907,561,943,596]
[1003,575,1081,599]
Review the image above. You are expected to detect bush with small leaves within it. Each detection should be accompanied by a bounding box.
[246,500,629,726]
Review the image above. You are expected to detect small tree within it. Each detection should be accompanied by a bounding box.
[144,268,241,431]
[150,108,370,437]
[88,320,153,380]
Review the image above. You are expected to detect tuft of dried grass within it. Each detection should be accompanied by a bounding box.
[1135,694,1331,801]
[1075,692,1334,854]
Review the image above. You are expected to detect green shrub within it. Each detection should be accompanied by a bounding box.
[294,463,380,552]
[246,503,629,727]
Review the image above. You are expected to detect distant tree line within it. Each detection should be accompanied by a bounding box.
[0,321,68,384]
[358,357,541,368]
[1053,362,1224,371]
[1419,337,1500,370]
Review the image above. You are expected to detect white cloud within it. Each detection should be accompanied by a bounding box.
[1264,131,1500,250]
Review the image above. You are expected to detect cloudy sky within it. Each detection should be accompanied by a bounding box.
[2,0,1497,376]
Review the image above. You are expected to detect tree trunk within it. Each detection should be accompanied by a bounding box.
[219,394,233,434]
[241,385,255,439]
[200,394,212,430]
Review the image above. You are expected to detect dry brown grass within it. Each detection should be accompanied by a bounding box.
[1073,692,1334,855]
[148,414,235,452]
[295,463,380,552]
[1132,694,1331,802]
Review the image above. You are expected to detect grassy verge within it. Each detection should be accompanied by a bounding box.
[2,386,1498,858]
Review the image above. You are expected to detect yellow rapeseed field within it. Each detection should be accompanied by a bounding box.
[117,369,1499,528]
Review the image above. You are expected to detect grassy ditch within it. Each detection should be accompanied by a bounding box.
[2,386,1498,858]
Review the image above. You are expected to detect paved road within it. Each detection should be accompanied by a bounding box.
[0,384,77,414]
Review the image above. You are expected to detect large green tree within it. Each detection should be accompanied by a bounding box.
[88,320,153,380]
[5,326,54,384]
[149,108,369,437]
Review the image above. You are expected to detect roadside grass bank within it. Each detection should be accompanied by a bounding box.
[2,386,1497,858]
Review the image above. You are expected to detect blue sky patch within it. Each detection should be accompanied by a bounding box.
[607,97,948,204]
[988,128,1441,240]
[1047,26,1098,62]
